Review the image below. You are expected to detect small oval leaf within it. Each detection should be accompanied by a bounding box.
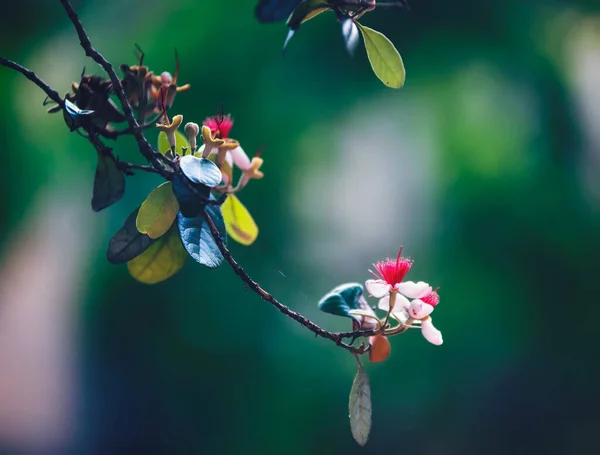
[357,23,405,89]
[349,365,372,446]
[221,194,259,246]
[92,151,125,212]
[107,208,156,264]
[179,156,222,188]
[127,225,188,284]
[158,130,190,156]
[136,182,179,239]
[318,283,366,322]
[177,203,226,268]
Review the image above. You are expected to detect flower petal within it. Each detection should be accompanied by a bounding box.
[390,309,409,324]
[378,293,410,312]
[421,318,443,345]
[396,281,432,299]
[408,299,434,319]
[230,145,251,171]
[365,280,391,298]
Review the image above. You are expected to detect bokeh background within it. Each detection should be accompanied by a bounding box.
[1,0,600,454]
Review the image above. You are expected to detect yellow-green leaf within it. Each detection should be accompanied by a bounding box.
[127,225,187,284]
[357,23,405,89]
[136,182,179,239]
[221,194,258,246]
[158,130,190,156]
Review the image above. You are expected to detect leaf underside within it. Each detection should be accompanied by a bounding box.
[349,365,372,446]
[92,151,125,212]
[107,208,156,264]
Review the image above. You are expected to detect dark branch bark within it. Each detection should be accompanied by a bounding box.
[0,0,377,357]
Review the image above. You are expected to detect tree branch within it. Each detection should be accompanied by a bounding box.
[203,213,370,355]
[0,0,377,357]
[0,56,63,107]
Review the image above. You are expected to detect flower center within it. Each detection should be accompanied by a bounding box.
[371,247,412,286]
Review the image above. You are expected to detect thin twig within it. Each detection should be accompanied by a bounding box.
[0,56,63,106]
[203,213,369,355]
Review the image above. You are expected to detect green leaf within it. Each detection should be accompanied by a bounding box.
[286,0,330,30]
[349,364,372,446]
[357,23,405,89]
[136,182,179,239]
[107,208,156,264]
[318,283,366,322]
[92,151,125,212]
[172,176,210,218]
[221,194,259,246]
[127,224,188,284]
[177,202,226,268]
[158,130,190,156]
[179,156,222,187]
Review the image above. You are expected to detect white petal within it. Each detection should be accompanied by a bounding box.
[365,280,390,298]
[377,293,410,313]
[230,145,251,171]
[396,281,432,299]
[408,299,434,319]
[391,309,409,324]
[421,318,443,345]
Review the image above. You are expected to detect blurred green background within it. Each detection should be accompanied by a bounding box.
[1,0,600,454]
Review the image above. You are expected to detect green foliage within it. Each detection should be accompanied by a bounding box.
[136,182,179,239]
[179,156,222,187]
[317,283,365,322]
[286,0,329,30]
[177,202,226,269]
[127,224,188,284]
[91,151,125,212]
[357,23,405,89]
[221,193,259,246]
[158,130,190,156]
[349,364,372,446]
[106,208,156,264]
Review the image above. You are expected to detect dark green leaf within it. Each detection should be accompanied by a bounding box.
[92,151,125,212]
[172,176,210,218]
[349,364,372,446]
[317,282,367,322]
[177,201,226,268]
[107,208,156,264]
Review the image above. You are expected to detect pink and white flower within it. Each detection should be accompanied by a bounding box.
[365,247,432,302]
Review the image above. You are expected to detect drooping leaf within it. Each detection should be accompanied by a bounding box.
[177,202,226,268]
[127,224,188,284]
[107,208,156,264]
[172,175,210,218]
[179,156,222,187]
[349,364,372,446]
[256,0,303,23]
[341,18,360,56]
[136,182,179,239]
[92,151,125,212]
[318,283,368,322]
[158,130,190,156]
[221,194,259,246]
[357,23,405,89]
[286,0,330,30]
[63,99,94,131]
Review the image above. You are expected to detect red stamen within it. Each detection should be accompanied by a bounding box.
[421,290,440,307]
[371,247,412,286]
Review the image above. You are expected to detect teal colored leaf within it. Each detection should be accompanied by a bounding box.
[107,208,156,264]
[318,283,366,322]
[179,156,222,187]
[92,151,125,212]
[349,364,372,446]
[172,175,210,218]
[177,201,226,268]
